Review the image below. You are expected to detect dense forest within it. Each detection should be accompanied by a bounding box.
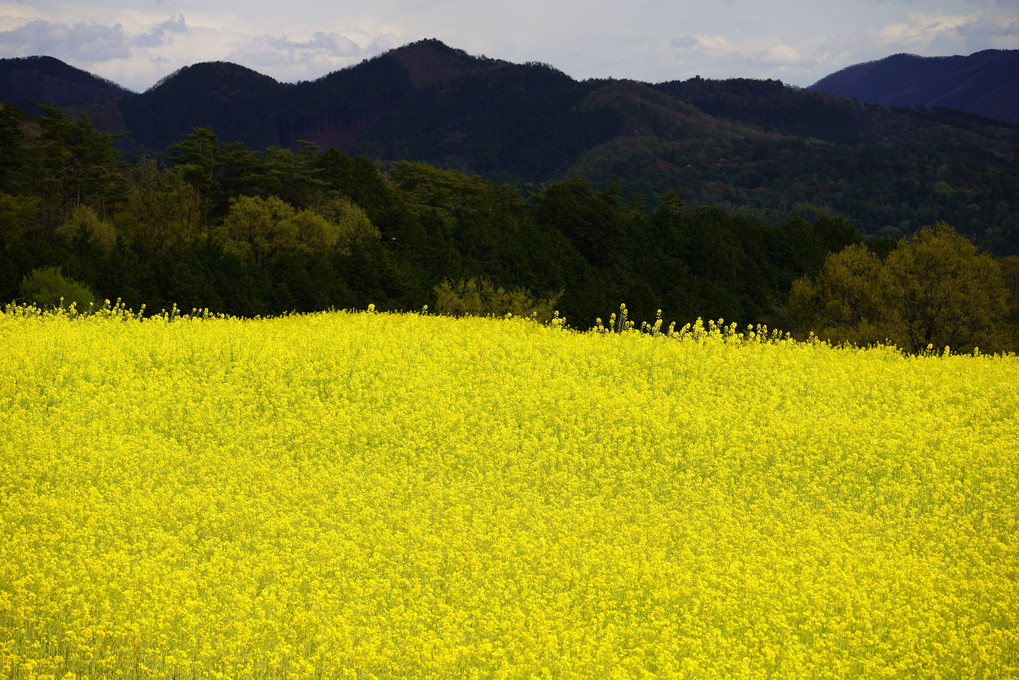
[0,102,851,323]
[2,102,1017,352]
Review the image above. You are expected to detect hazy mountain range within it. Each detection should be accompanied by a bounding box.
[2,40,1018,252]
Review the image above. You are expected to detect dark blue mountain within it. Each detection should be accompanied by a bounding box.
[809,50,1019,124]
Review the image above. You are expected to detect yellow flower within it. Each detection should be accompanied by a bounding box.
[0,305,1015,678]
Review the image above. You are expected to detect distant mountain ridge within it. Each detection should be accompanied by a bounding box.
[0,54,132,103]
[2,41,1018,253]
[809,50,1019,124]
[0,54,133,131]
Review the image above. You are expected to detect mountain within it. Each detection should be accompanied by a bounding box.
[2,41,1018,253]
[119,61,287,151]
[0,55,133,104]
[809,50,1019,124]
[0,55,134,131]
[114,40,619,183]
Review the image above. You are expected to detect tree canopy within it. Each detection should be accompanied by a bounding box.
[788,224,1014,353]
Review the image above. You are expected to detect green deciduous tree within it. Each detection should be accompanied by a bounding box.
[222,195,298,266]
[788,223,1014,353]
[222,195,366,267]
[312,196,380,254]
[787,243,884,346]
[881,223,1012,353]
[54,204,116,253]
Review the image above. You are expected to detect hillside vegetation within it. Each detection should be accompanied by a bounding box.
[4,103,1018,352]
[0,105,863,333]
[3,41,1018,253]
[1,307,1017,678]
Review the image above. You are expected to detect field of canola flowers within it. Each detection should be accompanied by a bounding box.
[0,304,1017,679]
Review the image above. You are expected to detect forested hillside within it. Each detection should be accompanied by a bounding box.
[1,104,859,329]
[3,40,1018,254]
[3,103,1017,352]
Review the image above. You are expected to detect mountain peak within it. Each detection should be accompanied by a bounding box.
[385,38,506,88]
[148,61,282,93]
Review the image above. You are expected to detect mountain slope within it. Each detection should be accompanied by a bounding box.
[118,61,289,151]
[0,55,134,131]
[0,55,133,104]
[2,42,1018,253]
[809,50,1019,124]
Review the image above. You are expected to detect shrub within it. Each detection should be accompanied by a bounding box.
[19,266,97,312]
[434,277,561,322]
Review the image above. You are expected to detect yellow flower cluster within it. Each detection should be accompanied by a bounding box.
[1,306,1016,678]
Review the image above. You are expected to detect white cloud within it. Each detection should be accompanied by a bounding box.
[670,35,698,49]
[0,1,43,24]
[877,10,974,47]
[759,43,803,65]
[663,33,805,77]
[132,14,188,48]
[0,19,131,61]
[225,31,367,82]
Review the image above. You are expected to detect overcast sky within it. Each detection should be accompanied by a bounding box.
[1,0,1017,92]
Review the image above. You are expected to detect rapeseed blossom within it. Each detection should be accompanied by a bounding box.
[0,305,1016,678]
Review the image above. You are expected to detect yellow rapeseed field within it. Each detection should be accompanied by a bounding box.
[1,304,1016,679]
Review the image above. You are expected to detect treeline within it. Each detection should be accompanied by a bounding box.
[2,103,1016,352]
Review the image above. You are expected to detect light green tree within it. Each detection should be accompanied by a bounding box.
[787,243,884,347]
[54,204,116,252]
[222,195,377,266]
[222,195,297,266]
[881,223,1012,353]
[434,277,561,323]
[311,196,380,254]
[788,223,1014,354]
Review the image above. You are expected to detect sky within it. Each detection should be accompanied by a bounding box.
[1,0,1017,92]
